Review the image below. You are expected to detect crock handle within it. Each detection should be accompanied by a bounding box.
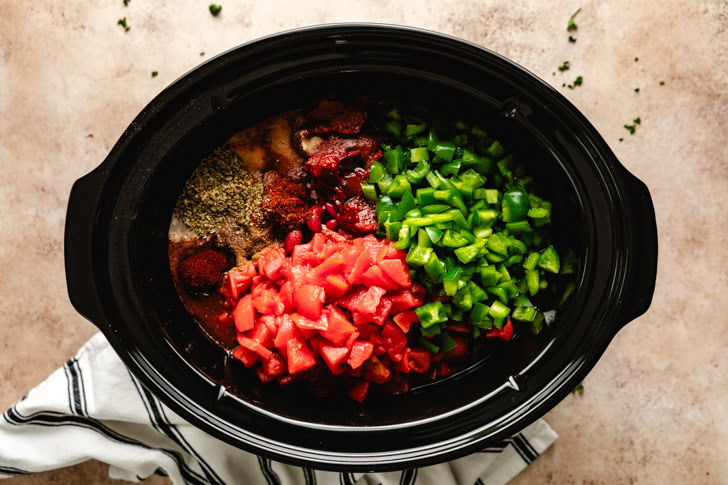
[617,172,658,325]
[64,166,108,327]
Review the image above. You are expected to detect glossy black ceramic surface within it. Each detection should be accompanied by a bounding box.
[64,24,657,471]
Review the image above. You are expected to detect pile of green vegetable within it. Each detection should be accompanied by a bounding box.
[362,107,575,350]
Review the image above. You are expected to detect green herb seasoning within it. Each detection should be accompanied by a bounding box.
[634,88,640,93]
[659,81,665,85]
[618,137,624,142]
[200,51,205,56]
[567,8,581,31]
[634,57,639,62]
[567,76,583,89]
[558,61,570,72]
[117,17,130,32]
[175,146,264,235]
[572,383,584,394]
[209,4,222,16]
[151,71,158,77]
[123,0,130,6]
[568,35,577,43]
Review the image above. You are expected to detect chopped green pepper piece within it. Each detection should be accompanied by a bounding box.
[505,254,524,267]
[531,312,545,335]
[480,265,500,286]
[538,246,560,273]
[361,183,378,203]
[486,233,508,255]
[406,246,433,267]
[442,268,462,296]
[513,306,536,322]
[427,139,457,162]
[523,252,540,271]
[526,269,540,296]
[384,218,401,241]
[388,174,411,199]
[416,188,436,205]
[384,146,405,174]
[406,160,430,184]
[489,300,511,319]
[506,220,532,235]
[502,187,530,222]
[369,161,385,183]
[454,240,486,264]
[420,324,442,337]
[486,141,506,158]
[528,207,549,219]
[418,336,440,353]
[384,120,403,138]
[421,204,449,214]
[424,227,443,244]
[440,159,461,176]
[415,302,449,328]
[417,228,432,248]
[470,302,489,324]
[394,223,411,249]
[405,122,428,138]
[439,332,457,353]
[453,286,473,310]
[424,252,446,278]
[396,191,417,220]
[442,229,469,248]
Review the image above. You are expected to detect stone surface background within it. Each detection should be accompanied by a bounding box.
[1,1,727,483]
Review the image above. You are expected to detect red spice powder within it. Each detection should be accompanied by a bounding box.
[261,171,310,236]
[179,249,230,293]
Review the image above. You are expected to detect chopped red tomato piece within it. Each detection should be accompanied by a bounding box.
[393,347,411,373]
[347,340,374,369]
[238,335,273,360]
[233,294,255,332]
[408,348,431,374]
[274,315,301,357]
[321,306,356,346]
[228,262,257,299]
[324,273,350,299]
[377,259,411,287]
[319,344,350,373]
[381,320,407,357]
[485,318,514,342]
[248,320,272,346]
[295,284,325,320]
[261,352,287,376]
[392,310,418,333]
[286,338,317,374]
[257,247,286,280]
[349,380,370,403]
[349,286,386,314]
[291,312,329,332]
[364,356,392,384]
[360,264,398,291]
[346,249,373,285]
[232,345,258,368]
[446,323,471,333]
[278,281,295,312]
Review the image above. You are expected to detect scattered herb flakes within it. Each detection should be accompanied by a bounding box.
[209,4,222,16]
[200,51,205,56]
[619,137,624,142]
[634,88,640,93]
[117,17,130,32]
[634,57,639,62]
[624,124,636,134]
[567,75,583,89]
[567,7,582,31]
[558,60,571,72]
[572,383,585,395]
[151,71,158,77]
[123,0,130,5]
[86,133,94,138]
[562,83,566,87]
[568,35,577,43]
[659,80,665,85]
[634,117,641,124]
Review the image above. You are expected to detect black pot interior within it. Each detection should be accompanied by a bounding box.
[123,71,588,430]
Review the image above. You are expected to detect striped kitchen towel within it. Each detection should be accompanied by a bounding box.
[0,333,557,485]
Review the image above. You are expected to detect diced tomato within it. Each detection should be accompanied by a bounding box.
[364,356,392,384]
[322,227,349,243]
[346,249,373,285]
[347,340,374,369]
[360,264,398,291]
[310,252,344,284]
[233,294,255,332]
[377,259,411,287]
[354,323,379,339]
[255,367,278,382]
[394,347,411,373]
[291,244,318,267]
[261,351,287,376]
[259,315,279,336]
[237,335,273,360]
[324,273,350,299]
[345,331,360,349]
[311,232,326,257]
[349,380,370,403]
[371,297,393,325]
[341,245,363,274]
[381,320,407,357]
[248,320,272,346]
[291,312,329,332]
[336,286,367,312]
[386,290,419,313]
[350,286,386,314]
[228,262,257,299]
[286,338,317,374]
[485,318,514,342]
[295,284,325,320]
[319,343,350,373]
[408,348,431,374]
[386,242,408,262]
[392,310,418,333]
[279,281,295,312]
[321,306,356,346]
[232,345,258,368]
[257,247,286,280]
[351,310,374,325]
[274,315,302,357]
[370,335,386,356]
[252,287,284,316]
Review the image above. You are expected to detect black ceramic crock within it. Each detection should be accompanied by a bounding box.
[64,24,657,471]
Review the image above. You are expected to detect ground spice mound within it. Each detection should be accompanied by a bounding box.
[175,146,264,235]
[178,249,230,293]
[261,171,310,236]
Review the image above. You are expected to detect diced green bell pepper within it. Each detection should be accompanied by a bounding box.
[538,246,560,273]
[415,302,449,328]
[502,187,530,222]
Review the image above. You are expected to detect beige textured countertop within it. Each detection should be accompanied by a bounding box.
[1,1,727,483]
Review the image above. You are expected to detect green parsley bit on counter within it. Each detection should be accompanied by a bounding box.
[87,133,94,138]
[209,4,222,16]
[200,51,205,56]
[567,8,581,31]
[568,35,577,43]
[618,137,623,142]
[624,119,641,134]
[151,71,158,77]
[634,88,640,93]
[558,60,570,72]
[634,57,639,62]
[659,81,665,85]
[634,117,641,124]
[572,383,584,394]
[123,0,130,6]
[117,17,130,32]
[567,76,583,89]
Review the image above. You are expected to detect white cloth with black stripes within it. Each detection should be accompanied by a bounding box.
[0,333,558,485]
